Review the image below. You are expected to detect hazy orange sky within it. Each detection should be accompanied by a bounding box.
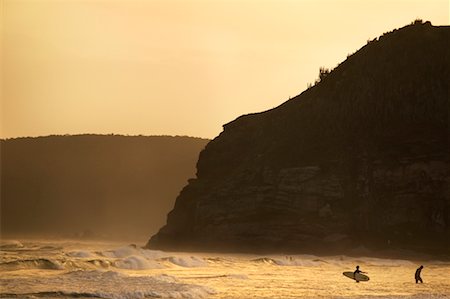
[1,0,448,139]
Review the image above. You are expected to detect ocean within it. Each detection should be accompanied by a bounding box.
[1,239,449,298]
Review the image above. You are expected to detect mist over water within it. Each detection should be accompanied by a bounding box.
[0,135,208,240]
[1,239,449,298]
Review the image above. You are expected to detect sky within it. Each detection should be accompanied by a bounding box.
[1,0,448,139]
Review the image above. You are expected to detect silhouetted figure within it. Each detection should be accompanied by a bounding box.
[415,265,424,283]
[353,265,366,283]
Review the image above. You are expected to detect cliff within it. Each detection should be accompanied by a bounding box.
[1,134,208,239]
[147,22,449,256]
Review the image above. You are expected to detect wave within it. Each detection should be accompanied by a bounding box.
[188,274,249,280]
[0,240,24,249]
[250,254,422,268]
[205,257,229,263]
[67,250,97,258]
[160,256,208,268]
[100,245,166,260]
[0,245,209,271]
[0,258,114,271]
[100,246,209,268]
[114,255,164,270]
[251,257,279,264]
[39,245,63,251]
[63,269,123,278]
[86,259,113,268]
[0,270,216,299]
[251,256,324,267]
[0,258,64,271]
[331,296,450,299]
[63,246,168,270]
[0,240,62,252]
[2,291,448,299]
[0,291,101,298]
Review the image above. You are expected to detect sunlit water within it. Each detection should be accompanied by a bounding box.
[1,239,449,298]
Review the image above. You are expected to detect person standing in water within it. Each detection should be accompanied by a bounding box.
[415,265,424,283]
[353,265,366,283]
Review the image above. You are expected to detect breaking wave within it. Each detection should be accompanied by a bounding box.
[2,239,450,298]
[0,270,216,299]
[67,250,97,258]
[114,255,164,270]
[0,240,24,249]
[0,258,64,271]
[161,256,208,268]
[251,256,324,267]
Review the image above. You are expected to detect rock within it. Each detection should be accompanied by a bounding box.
[147,23,449,257]
[319,204,333,218]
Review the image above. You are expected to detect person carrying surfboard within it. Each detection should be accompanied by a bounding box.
[353,265,367,283]
[343,268,369,282]
[415,265,424,283]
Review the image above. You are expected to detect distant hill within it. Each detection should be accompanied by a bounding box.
[148,22,449,257]
[1,134,209,240]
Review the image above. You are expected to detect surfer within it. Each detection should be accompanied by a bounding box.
[353,265,366,283]
[415,265,423,283]
[343,268,369,282]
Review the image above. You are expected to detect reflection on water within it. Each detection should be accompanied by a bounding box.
[1,239,449,298]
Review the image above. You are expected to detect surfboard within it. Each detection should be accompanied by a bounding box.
[343,271,370,281]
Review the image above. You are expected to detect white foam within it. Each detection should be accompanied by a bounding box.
[0,258,64,271]
[3,239,450,298]
[1,270,216,299]
[114,255,164,270]
[166,256,208,268]
[101,245,168,260]
[252,256,323,267]
[67,250,96,258]
[92,286,216,299]
[102,246,139,258]
[139,248,168,260]
[277,258,322,267]
[154,274,179,283]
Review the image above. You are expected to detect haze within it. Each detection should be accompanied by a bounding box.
[1,0,448,139]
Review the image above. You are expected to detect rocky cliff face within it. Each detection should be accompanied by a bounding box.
[147,22,449,255]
